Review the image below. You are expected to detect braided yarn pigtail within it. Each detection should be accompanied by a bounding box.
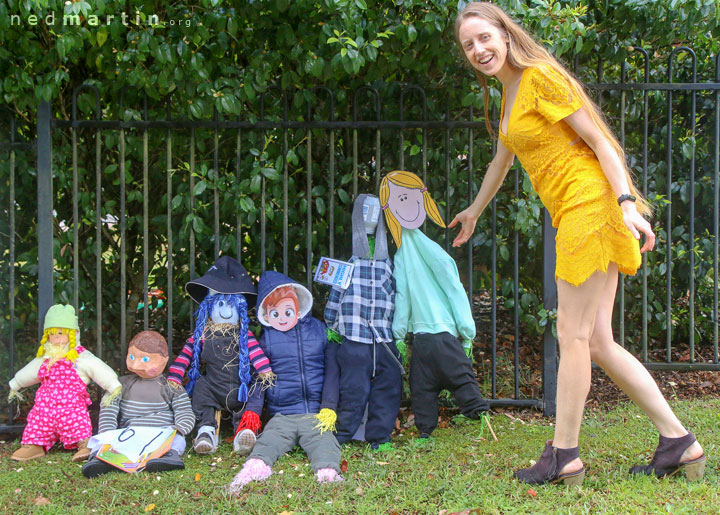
[186,297,210,396]
[234,294,251,402]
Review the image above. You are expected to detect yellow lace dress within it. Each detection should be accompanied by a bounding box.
[499,66,641,286]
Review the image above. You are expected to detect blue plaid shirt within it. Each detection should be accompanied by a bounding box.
[324,257,395,344]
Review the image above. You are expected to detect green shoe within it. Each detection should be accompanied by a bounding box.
[371,442,395,452]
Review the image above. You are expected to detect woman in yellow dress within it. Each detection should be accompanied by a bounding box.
[450,2,705,485]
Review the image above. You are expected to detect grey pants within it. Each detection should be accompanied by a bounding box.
[249,413,341,472]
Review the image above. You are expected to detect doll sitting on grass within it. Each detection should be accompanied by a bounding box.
[82,330,195,477]
[228,271,342,493]
[8,304,121,462]
[167,256,275,455]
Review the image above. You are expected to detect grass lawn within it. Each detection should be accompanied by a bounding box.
[1,398,717,514]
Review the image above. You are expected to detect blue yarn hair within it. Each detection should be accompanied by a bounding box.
[185,293,251,402]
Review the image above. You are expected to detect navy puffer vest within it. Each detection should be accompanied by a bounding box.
[259,316,327,416]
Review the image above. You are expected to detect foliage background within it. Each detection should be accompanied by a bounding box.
[1,0,719,384]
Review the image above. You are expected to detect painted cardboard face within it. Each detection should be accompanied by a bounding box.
[387,182,426,229]
[210,295,239,325]
[363,196,381,234]
[127,345,168,379]
[264,298,299,332]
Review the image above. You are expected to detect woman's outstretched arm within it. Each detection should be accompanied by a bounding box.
[449,138,515,247]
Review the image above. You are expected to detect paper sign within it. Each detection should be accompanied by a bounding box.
[96,427,176,473]
[314,257,354,289]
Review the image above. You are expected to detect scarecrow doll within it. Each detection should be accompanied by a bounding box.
[324,194,403,449]
[8,304,121,462]
[82,330,195,477]
[167,256,274,455]
[227,271,342,493]
[380,171,490,438]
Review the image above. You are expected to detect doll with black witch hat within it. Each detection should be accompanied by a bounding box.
[167,256,275,455]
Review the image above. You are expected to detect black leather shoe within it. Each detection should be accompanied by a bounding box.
[144,450,185,473]
[82,455,117,478]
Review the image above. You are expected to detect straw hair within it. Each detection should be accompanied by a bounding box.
[37,327,79,363]
[379,171,445,247]
[454,2,649,216]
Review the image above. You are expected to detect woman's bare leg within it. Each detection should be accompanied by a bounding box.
[551,268,610,474]
[589,263,703,463]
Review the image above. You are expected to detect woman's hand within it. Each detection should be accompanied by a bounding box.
[621,202,655,253]
[448,206,480,247]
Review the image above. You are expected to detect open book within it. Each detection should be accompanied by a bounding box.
[96,427,176,473]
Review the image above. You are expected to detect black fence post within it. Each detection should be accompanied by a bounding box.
[542,209,558,417]
[37,100,53,337]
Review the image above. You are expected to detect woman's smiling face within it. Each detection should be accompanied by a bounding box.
[458,16,509,78]
[388,182,426,229]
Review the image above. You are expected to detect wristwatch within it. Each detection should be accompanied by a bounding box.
[617,193,637,206]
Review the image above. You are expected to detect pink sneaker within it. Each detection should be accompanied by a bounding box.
[315,468,343,483]
[228,458,272,494]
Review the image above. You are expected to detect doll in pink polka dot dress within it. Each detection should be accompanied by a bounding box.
[8,305,122,462]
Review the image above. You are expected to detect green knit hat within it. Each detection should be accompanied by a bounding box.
[43,304,79,331]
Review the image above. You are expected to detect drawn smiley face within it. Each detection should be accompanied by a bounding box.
[387,182,426,230]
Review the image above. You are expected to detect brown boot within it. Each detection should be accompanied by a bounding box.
[72,439,91,462]
[11,444,46,461]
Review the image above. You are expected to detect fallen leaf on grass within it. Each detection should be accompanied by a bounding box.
[194,473,202,481]
[527,489,538,497]
[190,492,204,500]
[376,461,389,465]
[144,504,155,513]
[340,459,348,473]
[34,496,51,506]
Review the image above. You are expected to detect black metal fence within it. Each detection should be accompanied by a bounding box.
[1,49,719,434]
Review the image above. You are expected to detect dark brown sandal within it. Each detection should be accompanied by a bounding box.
[629,432,706,480]
[514,440,585,486]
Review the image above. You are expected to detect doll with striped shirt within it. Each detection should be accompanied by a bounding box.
[83,330,194,477]
[166,256,274,455]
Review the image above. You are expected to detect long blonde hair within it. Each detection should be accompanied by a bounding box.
[454,2,649,216]
[37,327,79,363]
[379,171,445,247]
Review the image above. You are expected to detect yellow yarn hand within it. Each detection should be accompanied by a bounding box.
[8,389,24,403]
[313,408,337,434]
[101,385,122,407]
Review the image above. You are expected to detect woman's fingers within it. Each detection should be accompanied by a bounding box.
[451,218,475,247]
[452,231,468,247]
[638,221,656,253]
